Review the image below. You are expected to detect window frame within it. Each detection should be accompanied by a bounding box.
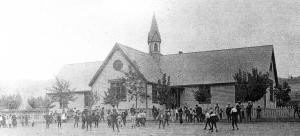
[109,79,126,101]
[152,84,158,103]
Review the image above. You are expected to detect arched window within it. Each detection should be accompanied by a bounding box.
[154,43,158,51]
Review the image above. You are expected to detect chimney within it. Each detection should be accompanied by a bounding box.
[178,51,183,54]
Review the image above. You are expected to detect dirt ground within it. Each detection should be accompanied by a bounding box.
[0,121,300,136]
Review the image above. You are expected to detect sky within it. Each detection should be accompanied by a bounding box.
[0,0,299,81]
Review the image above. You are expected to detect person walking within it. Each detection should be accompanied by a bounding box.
[21,115,25,127]
[257,106,262,119]
[152,106,157,120]
[209,111,219,132]
[111,105,119,132]
[74,112,79,128]
[175,107,179,121]
[215,104,220,118]
[219,108,223,120]
[0,115,2,128]
[25,115,29,126]
[203,110,211,130]
[241,104,245,122]
[107,111,112,127]
[164,110,170,126]
[293,104,300,118]
[13,115,17,127]
[189,108,193,122]
[44,113,51,129]
[231,105,239,130]
[100,107,105,123]
[2,115,7,128]
[183,104,188,122]
[130,111,136,128]
[178,107,183,125]
[246,102,253,121]
[86,112,93,131]
[236,102,242,122]
[195,105,202,122]
[7,115,12,128]
[81,111,86,129]
[94,112,100,128]
[121,110,127,126]
[157,110,165,129]
[57,113,62,128]
[226,104,232,122]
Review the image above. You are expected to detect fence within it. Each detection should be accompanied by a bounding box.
[254,107,296,119]
[0,107,298,123]
[0,109,47,123]
[216,106,298,120]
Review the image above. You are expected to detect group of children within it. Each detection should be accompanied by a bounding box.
[0,114,34,128]
[156,109,171,129]
[203,104,240,132]
[106,108,147,130]
[0,114,18,128]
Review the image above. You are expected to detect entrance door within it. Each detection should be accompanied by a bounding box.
[171,87,184,108]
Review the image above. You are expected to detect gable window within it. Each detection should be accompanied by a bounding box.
[154,43,158,52]
[109,79,126,101]
[152,84,158,103]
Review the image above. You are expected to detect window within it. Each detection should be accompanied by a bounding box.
[270,87,274,102]
[109,79,126,101]
[269,80,274,102]
[113,60,123,71]
[154,43,158,51]
[197,85,211,104]
[152,84,158,103]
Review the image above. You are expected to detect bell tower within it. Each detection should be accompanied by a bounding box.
[148,15,161,56]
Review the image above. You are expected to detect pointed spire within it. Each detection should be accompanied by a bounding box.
[148,15,161,44]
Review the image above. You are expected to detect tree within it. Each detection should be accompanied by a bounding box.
[46,77,77,109]
[157,74,176,109]
[27,96,41,109]
[0,93,22,110]
[233,68,271,102]
[27,96,55,109]
[86,91,101,109]
[194,86,211,104]
[122,66,149,109]
[275,81,291,106]
[103,88,120,107]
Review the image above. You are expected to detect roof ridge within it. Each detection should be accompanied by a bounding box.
[164,45,273,56]
[116,43,150,55]
[64,61,102,66]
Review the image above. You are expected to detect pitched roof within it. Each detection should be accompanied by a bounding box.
[161,45,274,86]
[118,44,163,83]
[89,44,276,87]
[148,15,161,43]
[57,61,102,91]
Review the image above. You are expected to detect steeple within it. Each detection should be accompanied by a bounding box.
[148,15,161,55]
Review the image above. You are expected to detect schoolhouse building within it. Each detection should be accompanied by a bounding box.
[89,15,278,110]
[47,61,102,111]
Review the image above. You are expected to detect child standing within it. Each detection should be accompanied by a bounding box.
[157,110,165,129]
[231,105,239,130]
[131,112,136,128]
